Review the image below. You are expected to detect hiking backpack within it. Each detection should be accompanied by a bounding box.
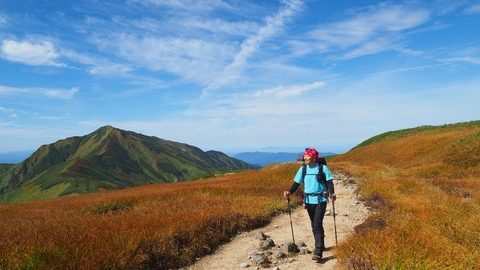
[301,157,328,187]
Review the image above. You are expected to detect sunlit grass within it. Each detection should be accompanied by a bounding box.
[0,164,301,269]
[333,121,480,270]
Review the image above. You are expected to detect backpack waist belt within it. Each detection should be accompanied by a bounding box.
[304,192,327,196]
[304,192,328,204]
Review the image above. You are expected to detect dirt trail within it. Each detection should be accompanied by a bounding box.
[188,172,370,270]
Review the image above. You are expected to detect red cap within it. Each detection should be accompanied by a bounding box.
[304,148,319,159]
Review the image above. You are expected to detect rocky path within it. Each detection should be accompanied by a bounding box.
[187,172,370,270]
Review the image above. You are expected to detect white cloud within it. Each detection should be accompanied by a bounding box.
[204,0,303,91]
[34,113,70,121]
[88,63,132,75]
[130,0,237,13]
[1,39,64,67]
[0,85,79,100]
[91,35,236,85]
[0,106,12,113]
[41,88,79,99]
[335,36,395,60]
[60,49,132,76]
[439,46,480,65]
[440,56,480,65]
[464,3,480,15]
[176,17,259,37]
[310,5,429,45]
[252,81,325,98]
[292,4,429,59]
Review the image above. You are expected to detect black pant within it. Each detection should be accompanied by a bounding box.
[305,202,327,255]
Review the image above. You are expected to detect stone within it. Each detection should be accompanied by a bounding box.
[300,246,311,254]
[259,238,275,250]
[256,231,267,240]
[249,250,264,256]
[250,254,269,265]
[275,251,286,258]
[240,262,250,268]
[286,242,299,253]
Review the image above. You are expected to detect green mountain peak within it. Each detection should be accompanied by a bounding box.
[0,127,253,203]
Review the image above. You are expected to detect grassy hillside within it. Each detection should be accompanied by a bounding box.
[0,164,16,190]
[332,120,480,269]
[0,164,299,270]
[0,126,252,203]
[345,120,480,175]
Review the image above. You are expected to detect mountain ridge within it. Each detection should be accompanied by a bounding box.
[0,126,252,203]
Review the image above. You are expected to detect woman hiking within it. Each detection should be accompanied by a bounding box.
[283,148,336,262]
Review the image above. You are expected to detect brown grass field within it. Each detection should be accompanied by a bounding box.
[333,122,480,269]
[0,165,301,269]
[2,121,480,269]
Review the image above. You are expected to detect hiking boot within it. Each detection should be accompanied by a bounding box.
[311,253,322,261]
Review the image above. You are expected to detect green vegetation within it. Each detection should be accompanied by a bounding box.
[90,199,137,214]
[0,126,252,203]
[353,120,480,149]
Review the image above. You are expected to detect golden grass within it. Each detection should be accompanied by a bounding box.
[333,124,480,270]
[0,165,301,269]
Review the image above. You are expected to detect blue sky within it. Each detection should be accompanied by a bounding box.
[0,0,479,154]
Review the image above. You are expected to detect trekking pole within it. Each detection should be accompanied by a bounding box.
[286,197,296,244]
[331,199,338,246]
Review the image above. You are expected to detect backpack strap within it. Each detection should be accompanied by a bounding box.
[317,164,327,186]
[302,163,328,203]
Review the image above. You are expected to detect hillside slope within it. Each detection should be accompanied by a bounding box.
[0,126,252,202]
[331,120,480,269]
[334,120,480,178]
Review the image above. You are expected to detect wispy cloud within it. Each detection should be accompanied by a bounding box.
[0,106,17,118]
[87,63,132,75]
[464,3,480,15]
[0,39,65,67]
[60,49,132,76]
[130,0,240,13]
[204,0,303,92]
[252,81,325,98]
[440,56,480,65]
[0,106,12,113]
[439,46,480,65]
[91,34,236,85]
[34,113,70,121]
[0,85,79,100]
[175,17,259,37]
[0,14,7,26]
[292,4,429,59]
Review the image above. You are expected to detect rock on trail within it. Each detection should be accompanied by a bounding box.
[187,171,370,270]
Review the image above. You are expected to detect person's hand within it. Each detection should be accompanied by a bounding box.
[283,191,290,200]
[329,193,337,202]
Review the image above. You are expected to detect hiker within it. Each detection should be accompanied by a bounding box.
[283,148,336,261]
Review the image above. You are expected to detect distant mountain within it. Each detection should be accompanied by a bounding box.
[233,151,336,167]
[0,126,252,203]
[0,150,34,164]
